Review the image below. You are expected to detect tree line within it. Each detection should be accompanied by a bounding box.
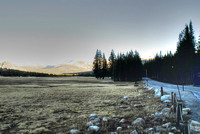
[0,68,55,77]
[144,21,200,85]
[92,49,143,81]
[93,21,200,85]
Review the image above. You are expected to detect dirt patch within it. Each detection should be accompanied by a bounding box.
[0,77,161,133]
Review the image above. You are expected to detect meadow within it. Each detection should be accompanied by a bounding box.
[0,77,161,133]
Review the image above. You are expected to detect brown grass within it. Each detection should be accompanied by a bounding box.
[0,77,161,134]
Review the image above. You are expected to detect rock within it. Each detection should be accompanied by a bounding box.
[88,126,100,132]
[190,120,200,132]
[179,122,185,130]
[182,108,191,115]
[154,112,161,117]
[182,111,188,115]
[123,96,129,99]
[160,108,171,117]
[70,129,81,134]
[161,95,171,101]
[148,131,154,134]
[90,113,97,119]
[58,115,62,119]
[91,122,100,126]
[164,100,171,103]
[148,128,154,133]
[183,108,191,112]
[154,88,161,97]
[116,126,122,131]
[119,119,125,123]
[127,125,132,129]
[91,117,100,123]
[170,105,174,111]
[133,104,145,107]
[86,121,94,127]
[155,126,161,132]
[130,130,138,134]
[132,118,145,127]
[120,105,128,108]
[148,128,154,131]
[90,113,97,117]
[8,125,11,128]
[170,126,176,131]
[125,107,131,110]
[90,117,101,125]
[162,122,171,128]
[102,117,109,122]
[112,115,117,118]
[160,127,167,132]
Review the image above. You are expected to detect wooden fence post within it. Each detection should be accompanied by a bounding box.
[146,80,148,87]
[177,85,182,100]
[185,121,190,134]
[173,93,177,113]
[171,92,174,104]
[161,87,163,96]
[176,102,183,127]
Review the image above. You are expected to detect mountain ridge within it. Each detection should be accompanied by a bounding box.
[0,61,92,74]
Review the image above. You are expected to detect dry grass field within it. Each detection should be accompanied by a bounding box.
[0,77,161,134]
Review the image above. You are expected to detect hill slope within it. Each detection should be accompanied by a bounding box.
[0,61,92,74]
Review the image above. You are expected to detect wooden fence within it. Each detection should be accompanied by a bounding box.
[160,87,190,134]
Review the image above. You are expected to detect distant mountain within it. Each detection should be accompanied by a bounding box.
[0,61,93,74]
[42,65,57,69]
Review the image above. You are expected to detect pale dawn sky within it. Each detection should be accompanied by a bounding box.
[0,0,200,65]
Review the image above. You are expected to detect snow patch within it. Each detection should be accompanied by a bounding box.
[193,92,200,99]
[161,95,171,101]
[143,77,200,122]
[190,120,200,132]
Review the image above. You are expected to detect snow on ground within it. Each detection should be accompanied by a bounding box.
[143,77,200,122]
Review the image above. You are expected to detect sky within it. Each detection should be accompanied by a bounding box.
[0,0,200,66]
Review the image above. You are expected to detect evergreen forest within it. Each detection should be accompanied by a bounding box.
[93,21,200,84]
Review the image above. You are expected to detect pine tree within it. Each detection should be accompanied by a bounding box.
[175,21,196,84]
[112,50,143,81]
[93,49,100,79]
[197,34,200,53]
[144,21,196,84]
[133,51,143,81]
[102,53,108,79]
[93,50,109,79]
[195,34,200,74]
[108,49,116,79]
[189,20,195,47]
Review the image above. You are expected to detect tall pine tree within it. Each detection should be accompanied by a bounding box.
[144,21,197,84]
[175,21,196,84]
[93,49,108,79]
[93,49,100,79]
[108,49,116,79]
[102,53,108,79]
[112,51,143,81]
